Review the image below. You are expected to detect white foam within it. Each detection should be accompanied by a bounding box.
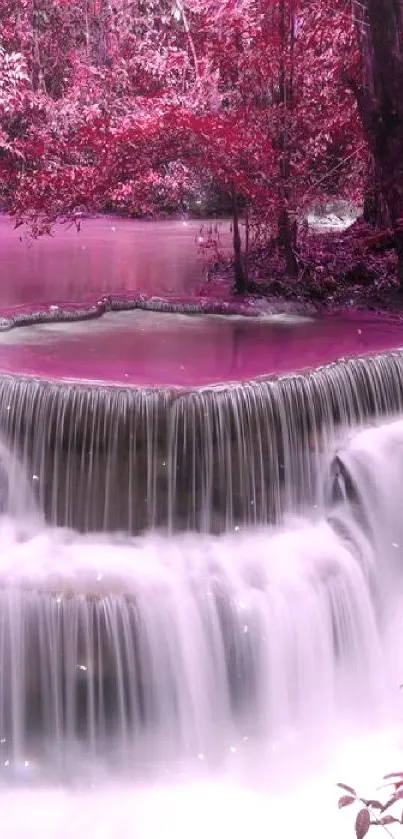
[0,418,402,834]
[0,729,402,839]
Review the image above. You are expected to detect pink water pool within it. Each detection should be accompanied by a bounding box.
[0,309,402,387]
[0,215,230,308]
[2,213,403,387]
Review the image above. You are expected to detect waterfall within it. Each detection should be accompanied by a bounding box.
[0,349,401,784]
[0,443,37,521]
[0,513,390,777]
[0,416,400,777]
[1,350,403,534]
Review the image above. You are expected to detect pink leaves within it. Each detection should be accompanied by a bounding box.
[355,809,371,839]
[337,771,403,839]
[380,787,403,814]
[378,815,400,826]
[0,46,30,116]
[338,784,357,796]
[339,796,356,809]
[1,0,365,226]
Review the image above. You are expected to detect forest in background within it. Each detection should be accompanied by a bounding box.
[1,0,403,303]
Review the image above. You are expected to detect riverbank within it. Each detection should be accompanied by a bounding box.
[2,212,403,323]
[203,220,403,317]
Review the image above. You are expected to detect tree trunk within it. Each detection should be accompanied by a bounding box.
[353,0,403,287]
[278,207,298,277]
[363,156,390,226]
[231,189,246,294]
[276,0,298,278]
[363,189,390,227]
[388,186,403,286]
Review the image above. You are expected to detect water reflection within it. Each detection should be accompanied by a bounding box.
[0,310,402,385]
[0,216,232,307]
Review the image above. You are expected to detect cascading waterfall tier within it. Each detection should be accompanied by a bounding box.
[0,350,403,532]
[0,513,390,777]
[0,376,399,774]
[0,340,402,778]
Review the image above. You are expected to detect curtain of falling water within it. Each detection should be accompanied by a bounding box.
[0,360,400,772]
[0,514,390,773]
[0,352,402,533]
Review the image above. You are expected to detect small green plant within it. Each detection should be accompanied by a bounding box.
[338,776,403,838]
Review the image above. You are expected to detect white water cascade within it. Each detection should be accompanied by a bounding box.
[0,515,388,774]
[0,416,400,839]
[0,420,403,804]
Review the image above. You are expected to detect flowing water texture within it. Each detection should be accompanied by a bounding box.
[0,349,403,532]
[0,348,402,834]
[0,418,401,836]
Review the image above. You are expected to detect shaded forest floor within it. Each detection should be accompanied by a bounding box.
[206,219,403,315]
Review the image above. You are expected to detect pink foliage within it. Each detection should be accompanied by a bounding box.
[0,0,365,232]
